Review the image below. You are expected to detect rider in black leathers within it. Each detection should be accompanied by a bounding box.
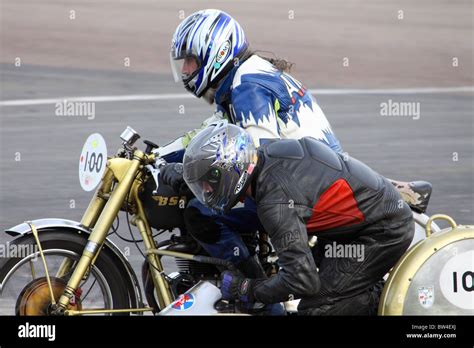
[180,122,414,315]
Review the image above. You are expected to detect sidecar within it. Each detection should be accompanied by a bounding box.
[379,214,474,315]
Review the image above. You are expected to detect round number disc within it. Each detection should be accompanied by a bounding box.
[79,133,107,191]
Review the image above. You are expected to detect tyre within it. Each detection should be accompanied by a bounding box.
[0,230,131,315]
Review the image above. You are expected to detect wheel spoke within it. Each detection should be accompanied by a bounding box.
[55,258,74,279]
[2,250,113,315]
[29,260,36,279]
[81,278,97,302]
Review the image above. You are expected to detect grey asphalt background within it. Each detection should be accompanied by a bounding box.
[0,0,472,314]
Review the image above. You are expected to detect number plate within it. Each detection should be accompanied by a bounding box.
[79,133,107,191]
[439,250,474,310]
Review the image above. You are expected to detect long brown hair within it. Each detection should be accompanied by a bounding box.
[251,50,295,73]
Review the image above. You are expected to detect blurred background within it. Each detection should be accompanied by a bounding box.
[2,0,472,87]
[0,1,472,311]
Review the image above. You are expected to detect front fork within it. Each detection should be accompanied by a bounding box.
[51,151,167,313]
[130,181,172,308]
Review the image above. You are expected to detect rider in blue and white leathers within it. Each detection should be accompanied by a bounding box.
[158,9,342,278]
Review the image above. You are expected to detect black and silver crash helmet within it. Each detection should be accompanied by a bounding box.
[183,121,258,213]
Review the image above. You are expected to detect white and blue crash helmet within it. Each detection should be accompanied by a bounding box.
[170,9,249,97]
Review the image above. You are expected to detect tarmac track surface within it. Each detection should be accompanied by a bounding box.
[0,0,472,314]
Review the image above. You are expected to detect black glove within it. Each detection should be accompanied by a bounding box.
[220,270,255,303]
[160,163,185,193]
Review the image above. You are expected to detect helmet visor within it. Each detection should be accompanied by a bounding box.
[187,167,227,209]
[169,51,182,83]
[169,50,201,85]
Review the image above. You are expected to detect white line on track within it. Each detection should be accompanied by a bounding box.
[0,86,472,106]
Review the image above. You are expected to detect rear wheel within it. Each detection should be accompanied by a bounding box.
[0,231,131,315]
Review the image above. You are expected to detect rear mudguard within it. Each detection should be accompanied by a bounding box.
[2,218,144,310]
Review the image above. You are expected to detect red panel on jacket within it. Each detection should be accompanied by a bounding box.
[306,179,365,232]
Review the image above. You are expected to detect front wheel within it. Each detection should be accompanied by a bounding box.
[0,231,131,315]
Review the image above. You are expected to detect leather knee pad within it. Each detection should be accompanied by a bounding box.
[298,281,383,316]
[183,206,221,244]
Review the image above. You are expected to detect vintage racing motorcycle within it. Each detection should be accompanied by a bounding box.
[0,127,472,315]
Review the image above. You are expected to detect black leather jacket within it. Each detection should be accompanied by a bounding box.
[250,137,412,304]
